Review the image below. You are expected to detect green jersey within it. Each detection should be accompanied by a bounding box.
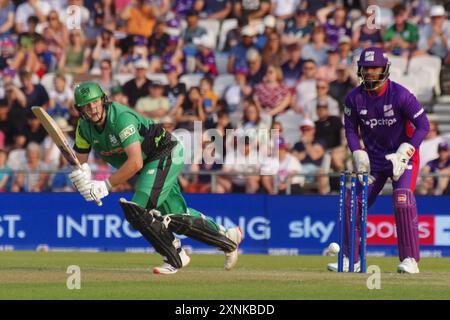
[74,102,177,169]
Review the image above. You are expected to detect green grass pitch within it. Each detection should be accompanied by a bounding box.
[1,252,450,300]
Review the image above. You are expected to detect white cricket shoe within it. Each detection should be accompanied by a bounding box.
[327,257,361,272]
[152,249,191,275]
[224,227,242,271]
[397,257,419,274]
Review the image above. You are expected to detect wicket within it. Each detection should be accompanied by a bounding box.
[337,171,369,273]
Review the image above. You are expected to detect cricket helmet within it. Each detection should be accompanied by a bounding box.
[74,81,109,123]
[357,47,391,91]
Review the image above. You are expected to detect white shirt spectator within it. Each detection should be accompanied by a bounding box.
[304,96,339,121]
[223,149,261,186]
[295,79,317,111]
[261,153,304,186]
[271,0,300,18]
[418,20,450,59]
[419,135,446,170]
[15,1,52,32]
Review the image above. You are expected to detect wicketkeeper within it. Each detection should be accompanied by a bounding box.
[328,47,430,273]
[68,82,242,275]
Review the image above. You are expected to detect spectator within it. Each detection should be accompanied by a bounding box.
[322,6,352,49]
[15,0,51,33]
[119,35,150,74]
[419,120,445,170]
[254,14,277,50]
[418,142,450,196]
[213,110,234,159]
[122,59,153,108]
[316,49,340,83]
[193,34,218,76]
[148,20,171,60]
[292,119,328,194]
[6,132,27,171]
[172,0,203,18]
[236,99,270,151]
[282,8,312,47]
[314,101,344,174]
[294,59,318,114]
[157,36,184,76]
[351,10,383,53]
[417,5,450,65]
[223,67,252,125]
[200,77,219,128]
[227,24,257,74]
[329,64,354,111]
[10,142,49,192]
[246,48,267,86]
[164,65,187,115]
[23,111,47,145]
[3,82,27,136]
[110,85,129,106]
[58,29,91,76]
[17,15,39,52]
[261,136,304,194]
[271,0,300,20]
[84,7,105,48]
[233,0,270,22]
[135,81,170,122]
[91,28,121,71]
[304,79,340,121]
[160,115,176,133]
[200,0,232,20]
[281,43,304,89]
[50,154,75,192]
[301,26,331,66]
[261,31,284,66]
[0,148,10,191]
[19,69,50,109]
[222,136,261,193]
[48,73,73,119]
[175,86,206,131]
[182,10,207,51]
[42,10,68,61]
[120,0,156,38]
[383,4,419,58]
[96,58,120,95]
[93,0,116,31]
[0,0,15,38]
[253,64,292,121]
[337,35,353,66]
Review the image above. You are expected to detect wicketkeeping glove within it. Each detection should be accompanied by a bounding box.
[352,150,375,184]
[385,142,415,181]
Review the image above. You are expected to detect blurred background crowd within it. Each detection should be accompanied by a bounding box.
[0,0,450,195]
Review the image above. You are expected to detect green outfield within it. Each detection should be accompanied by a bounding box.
[0,252,449,300]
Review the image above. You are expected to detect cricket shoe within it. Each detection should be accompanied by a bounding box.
[397,257,419,274]
[224,227,242,271]
[152,249,191,275]
[327,257,361,272]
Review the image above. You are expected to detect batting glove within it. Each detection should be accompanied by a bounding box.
[78,180,111,202]
[352,150,375,184]
[69,163,92,190]
[385,142,415,181]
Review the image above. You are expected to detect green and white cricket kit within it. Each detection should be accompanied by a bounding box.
[74,102,221,231]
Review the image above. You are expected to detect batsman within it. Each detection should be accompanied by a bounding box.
[328,47,430,273]
[68,82,242,275]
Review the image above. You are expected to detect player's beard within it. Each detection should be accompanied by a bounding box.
[85,105,106,126]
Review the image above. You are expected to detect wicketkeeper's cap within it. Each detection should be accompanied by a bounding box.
[358,47,388,68]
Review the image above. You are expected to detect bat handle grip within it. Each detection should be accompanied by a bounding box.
[95,198,103,207]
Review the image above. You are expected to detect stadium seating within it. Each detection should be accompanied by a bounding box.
[198,19,221,50]
[218,18,238,52]
[179,73,204,89]
[213,74,235,98]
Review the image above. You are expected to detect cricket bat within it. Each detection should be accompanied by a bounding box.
[31,106,102,206]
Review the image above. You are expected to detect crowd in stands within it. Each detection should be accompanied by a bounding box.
[0,0,450,195]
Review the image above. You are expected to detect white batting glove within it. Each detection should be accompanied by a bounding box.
[78,180,110,202]
[352,150,375,184]
[68,163,92,189]
[385,142,415,181]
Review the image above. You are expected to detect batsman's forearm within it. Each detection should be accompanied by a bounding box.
[107,158,143,187]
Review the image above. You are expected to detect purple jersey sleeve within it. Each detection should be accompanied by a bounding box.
[400,91,430,149]
[343,93,362,152]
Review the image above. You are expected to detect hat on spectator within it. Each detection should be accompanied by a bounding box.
[241,25,257,37]
[150,80,164,88]
[193,34,214,49]
[160,115,175,125]
[438,142,450,152]
[2,67,16,77]
[134,59,149,69]
[246,48,260,61]
[110,85,123,95]
[264,15,276,29]
[430,5,446,17]
[300,118,315,128]
[55,117,74,132]
[338,35,351,45]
